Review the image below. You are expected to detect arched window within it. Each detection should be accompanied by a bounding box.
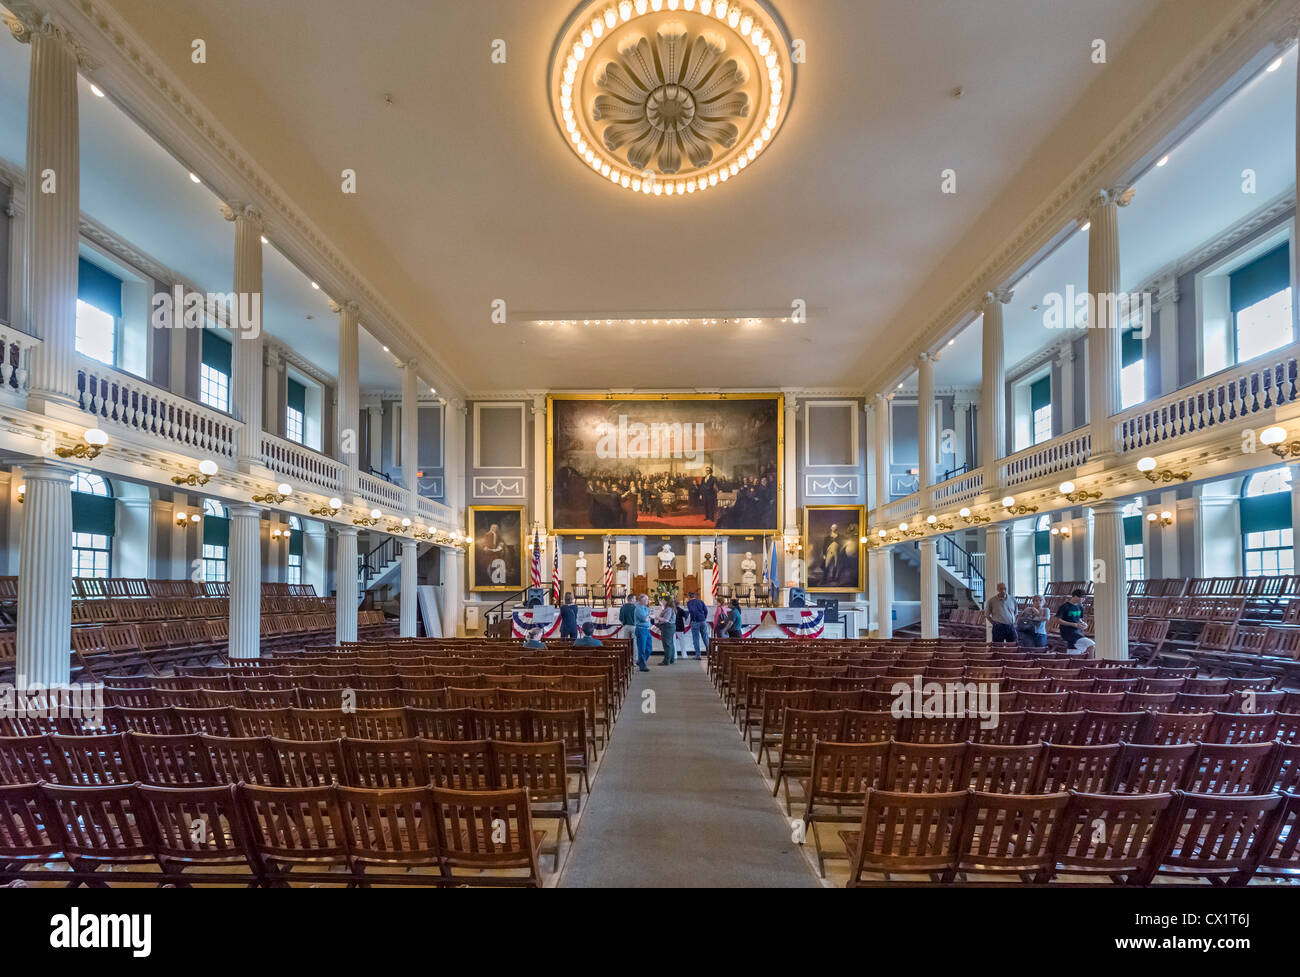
[1242,467,1294,576]
[201,499,229,582]
[287,516,303,586]
[1034,515,1052,595]
[70,473,113,578]
[1122,500,1144,582]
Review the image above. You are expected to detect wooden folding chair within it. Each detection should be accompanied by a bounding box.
[238,783,353,886]
[1145,790,1285,886]
[950,790,1071,883]
[431,787,543,887]
[801,740,889,877]
[1051,791,1175,885]
[841,789,967,886]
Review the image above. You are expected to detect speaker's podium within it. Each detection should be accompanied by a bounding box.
[657,566,678,582]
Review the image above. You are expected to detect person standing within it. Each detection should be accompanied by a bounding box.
[724,598,743,638]
[618,594,638,640]
[984,582,1017,644]
[633,594,653,672]
[1020,594,1051,648]
[1057,589,1096,654]
[700,467,719,524]
[674,598,690,660]
[558,593,579,641]
[656,597,677,665]
[685,591,710,659]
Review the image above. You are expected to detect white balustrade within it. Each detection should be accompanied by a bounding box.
[77,355,240,459]
[0,328,40,395]
[879,494,920,525]
[930,469,984,509]
[356,469,407,512]
[416,493,455,531]
[998,431,1092,488]
[259,432,343,494]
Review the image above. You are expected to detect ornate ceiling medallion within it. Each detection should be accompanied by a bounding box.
[548,0,795,198]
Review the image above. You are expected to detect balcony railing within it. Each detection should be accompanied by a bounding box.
[879,494,920,524]
[357,470,408,512]
[0,327,39,395]
[77,355,240,460]
[998,430,1092,488]
[260,432,343,495]
[930,468,984,508]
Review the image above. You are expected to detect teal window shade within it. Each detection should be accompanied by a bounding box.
[1122,329,1143,367]
[201,330,232,375]
[1230,244,1290,316]
[1030,376,1051,412]
[287,378,307,414]
[1241,493,1291,534]
[204,514,229,548]
[1123,515,1143,546]
[289,528,304,557]
[71,493,115,536]
[77,258,122,319]
[1034,530,1051,557]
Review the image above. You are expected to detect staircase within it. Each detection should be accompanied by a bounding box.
[898,535,985,607]
[360,537,430,595]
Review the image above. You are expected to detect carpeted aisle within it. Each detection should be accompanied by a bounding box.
[559,656,820,888]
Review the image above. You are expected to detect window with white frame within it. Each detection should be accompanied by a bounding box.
[202,499,229,582]
[70,472,113,578]
[287,516,303,585]
[75,258,121,367]
[1120,328,1144,410]
[1122,500,1144,582]
[1030,376,1052,446]
[1242,467,1294,577]
[1232,243,1292,364]
[200,331,232,413]
[1034,515,1051,595]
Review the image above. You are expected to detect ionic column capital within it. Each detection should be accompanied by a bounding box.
[330,299,361,318]
[4,6,98,68]
[982,288,1013,309]
[1087,185,1135,215]
[220,202,265,231]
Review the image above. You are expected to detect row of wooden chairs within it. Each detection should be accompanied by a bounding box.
[1127,575,1300,599]
[71,595,334,624]
[0,781,545,887]
[804,738,1300,876]
[840,787,1299,887]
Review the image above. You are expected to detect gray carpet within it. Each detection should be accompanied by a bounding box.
[559,656,820,888]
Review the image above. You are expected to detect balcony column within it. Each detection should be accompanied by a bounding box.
[16,462,73,685]
[952,398,971,473]
[980,289,1012,474]
[440,398,467,636]
[400,538,418,637]
[917,352,935,504]
[983,523,1007,641]
[783,396,799,534]
[227,504,263,659]
[17,16,86,408]
[1156,277,1180,395]
[1056,342,1076,432]
[919,536,939,639]
[401,362,420,502]
[531,395,548,527]
[335,526,359,643]
[875,545,894,639]
[873,392,890,511]
[335,301,361,497]
[1085,188,1132,458]
[263,347,282,438]
[221,203,265,471]
[1089,500,1127,660]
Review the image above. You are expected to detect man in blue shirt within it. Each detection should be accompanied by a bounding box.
[685,591,710,658]
[573,621,603,648]
[633,594,653,671]
[558,593,579,640]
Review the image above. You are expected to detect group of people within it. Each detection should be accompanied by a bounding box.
[555,464,778,529]
[983,584,1095,652]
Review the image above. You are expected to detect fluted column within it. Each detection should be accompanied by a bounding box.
[952,399,970,473]
[17,462,73,685]
[335,301,360,497]
[1090,500,1127,660]
[1086,188,1131,457]
[226,505,263,659]
[783,396,798,533]
[917,353,935,501]
[919,536,939,639]
[335,526,359,643]
[980,289,1011,472]
[440,398,467,636]
[873,392,890,509]
[531,395,548,526]
[1056,342,1076,432]
[983,524,1007,641]
[262,347,282,439]
[19,18,83,406]
[400,538,418,637]
[222,203,264,469]
[875,545,894,639]
[401,360,419,500]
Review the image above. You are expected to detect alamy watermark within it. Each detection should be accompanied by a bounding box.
[150,285,261,339]
[1040,286,1151,337]
[1,677,104,729]
[890,675,999,730]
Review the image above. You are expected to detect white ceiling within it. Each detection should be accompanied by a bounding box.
[75,0,1175,392]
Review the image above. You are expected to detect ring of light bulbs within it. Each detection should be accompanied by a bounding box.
[548,0,794,198]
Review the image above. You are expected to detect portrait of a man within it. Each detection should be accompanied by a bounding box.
[804,505,865,592]
[469,506,524,591]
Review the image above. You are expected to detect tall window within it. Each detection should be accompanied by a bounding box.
[200,331,232,413]
[1122,500,1144,582]
[1242,467,1294,577]
[1030,376,1052,446]
[285,378,306,444]
[75,258,122,367]
[70,473,114,578]
[1034,515,1052,595]
[1232,243,1292,363]
[287,516,303,585]
[1120,328,1144,410]
[202,499,229,582]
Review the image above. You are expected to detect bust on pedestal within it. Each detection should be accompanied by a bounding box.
[574,551,588,585]
[656,543,677,581]
[740,552,758,587]
[615,555,630,590]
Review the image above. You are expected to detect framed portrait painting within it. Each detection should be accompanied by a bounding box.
[803,505,865,592]
[468,505,525,591]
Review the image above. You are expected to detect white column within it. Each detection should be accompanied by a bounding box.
[221,203,265,470]
[227,505,262,659]
[441,398,467,636]
[873,392,890,512]
[1157,277,1179,395]
[875,546,894,639]
[919,536,939,639]
[917,353,935,501]
[531,395,547,526]
[783,396,798,533]
[335,526,359,643]
[1056,342,1076,432]
[401,361,419,500]
[864,400,877,512]
[400,538,418,637]
[365,402,383,472]
[115,498,152,578]
[263,346,282,439]
[1158,490,1180,579]
[983,524,1007,641]
[1090,500,1127,660]
[336,301,360,496]
[980,290,1011,471]
[304,522,327,598]
[17,462,72,685]
[866,547,879,632]
[20,19,82,407]
[6,184,27,339]
[1290,462,1300,570]
[1086,188,1131,457]
[952,399,971,473]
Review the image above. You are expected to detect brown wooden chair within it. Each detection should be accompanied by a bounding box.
[0,735,55,784]
[949,790,1071,883]
[238,783,353,886]
[41,782,158,885]
[0,783,65,882]
[801,740,889,877]
[1145,790,1285,886]
[1182,742,1277,794]
[342,737,430,789]
[532,709,593,793]
[431,786,543,887]
[337,784,445,886]
[1051,790,1175,884]
[420,739,494,790]
[772,709,845,815]
[1110,743,1198,794]
[1206,710,1279,744]
[1072,710,1145,746]
[47,733,136,786]
[200,734,284,786]
[1034,743,1120,793]
[138,783,260,886]
[1019,710,1084,745]
[1256,790,1300,881]
[881,740,967,793]
[841,788,967,886]
[125,732,215,786]
[273,737,347,788]
[960,742,1043,794]
[491,740,573,869]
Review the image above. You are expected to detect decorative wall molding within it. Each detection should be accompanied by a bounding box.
[472,401,527,470]
[805,474,861,498]
[473,476,526,499]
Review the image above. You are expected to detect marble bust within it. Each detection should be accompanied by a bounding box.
[740,551,758,586]
[657,543,676,569]
[574,551,588,584]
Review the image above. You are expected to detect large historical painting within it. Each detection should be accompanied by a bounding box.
[803,505,865,592]
[550,394,782,533]
[469,506,524,591]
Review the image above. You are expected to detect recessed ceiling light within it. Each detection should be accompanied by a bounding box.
[430,387,437,394]
[1080,220,1091,232]
[947,339,955,346]
[382,346,389,352]
[89,84,105,97]
[188,172,201,184]
[260,235,268,245]
[1267,56,1284,72]
[1156,154,1169,167]
[310,282,319,290]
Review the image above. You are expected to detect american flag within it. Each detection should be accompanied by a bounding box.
[710,535,719,606]
[551,544,560,604]
[530,527,542,589]
[603,539,614,600]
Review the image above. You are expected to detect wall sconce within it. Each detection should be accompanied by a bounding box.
[175,510,189,527]
[16,484,23,505]
[1001,496,1038,516]
[1147,510,1174,528]
[252,483,294,504]
[54,428,108,460]
[1136,457,1191,483]
[414,529,435,541]
[1050,524,1072,539]
[925,515,954,531]
[959,507,990,524]
[1058,480,1102,503]
[353,508,382,527]
[898,521,923,538]
[1261,426,1300,459]
[783,534,802,556]
[175,511,201,528]
[386,517,413,534]
[271,527,285,539]
[171,459,219,486]
[309,497,343,517]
